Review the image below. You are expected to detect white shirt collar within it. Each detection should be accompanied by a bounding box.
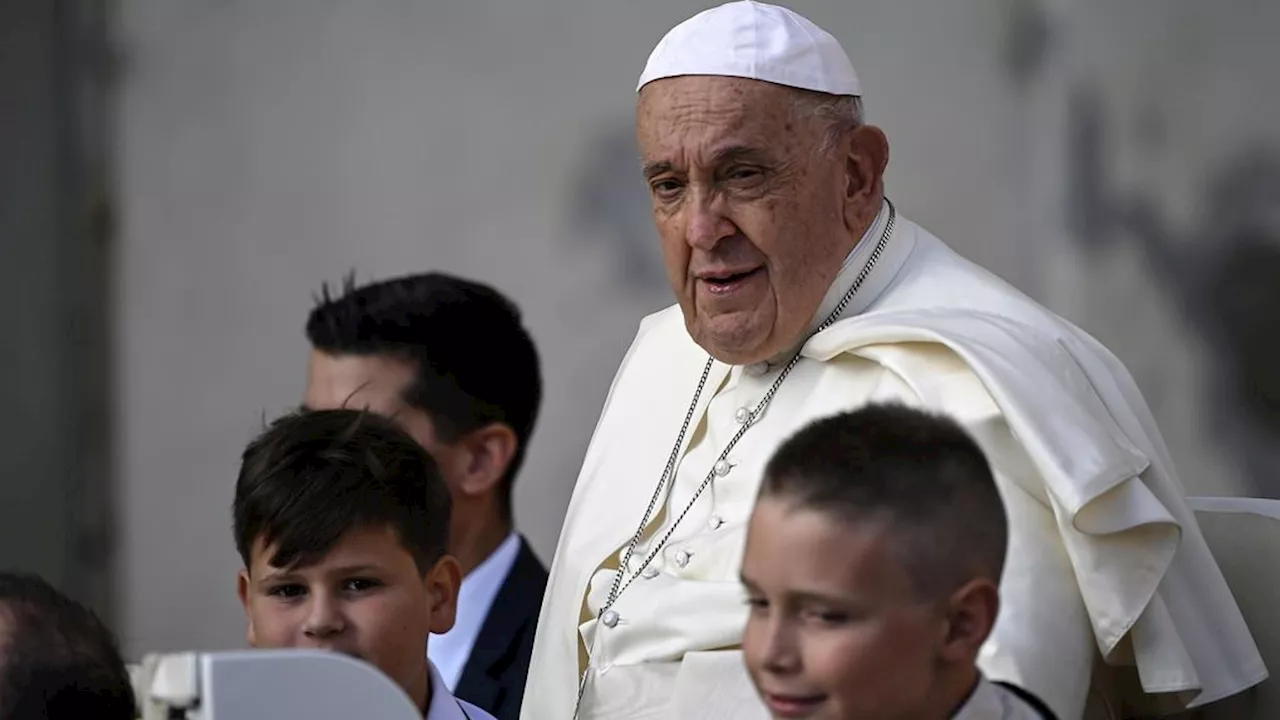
[951,677,1044,720]
[428,532,522,690]
[424,660,496,720]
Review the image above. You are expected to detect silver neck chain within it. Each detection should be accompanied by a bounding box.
[572,199,896,719]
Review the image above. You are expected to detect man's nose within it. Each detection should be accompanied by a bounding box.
[685,191,737,252]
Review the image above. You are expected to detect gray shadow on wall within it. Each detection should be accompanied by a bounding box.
[1065,83,1280,498]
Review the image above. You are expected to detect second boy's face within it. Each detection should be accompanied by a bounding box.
[304,352,455,470]
[741,499,947,720]
[236,525,459,709]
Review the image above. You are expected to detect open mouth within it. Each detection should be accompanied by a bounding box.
[764,692,827,718]
[700,267,763,294]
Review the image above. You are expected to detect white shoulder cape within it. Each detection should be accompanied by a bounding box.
[520,220,1266,720]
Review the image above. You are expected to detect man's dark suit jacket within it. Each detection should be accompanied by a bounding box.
[452,535,548,720]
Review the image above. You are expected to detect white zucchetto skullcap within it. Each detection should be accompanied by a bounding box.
[637,1,862,96]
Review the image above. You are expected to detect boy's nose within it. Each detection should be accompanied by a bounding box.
[762,621,801,675]
[302,597,346,638]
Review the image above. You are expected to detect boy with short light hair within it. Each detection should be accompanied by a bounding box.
[741,403,1055,719]
[233,408,494,719]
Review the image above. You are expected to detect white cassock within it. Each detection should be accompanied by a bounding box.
[523,202,1267,720]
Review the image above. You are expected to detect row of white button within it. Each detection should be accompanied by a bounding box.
[602,399,754,632]
[628,514,726,580]
[714,406,749,474]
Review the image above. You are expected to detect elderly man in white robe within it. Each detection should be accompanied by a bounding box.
[523,3,1267,719]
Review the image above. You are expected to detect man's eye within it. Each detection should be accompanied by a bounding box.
[727,167,761,180]
[745,596,769,611]
[267,584,306,599]
[651,179,683,198]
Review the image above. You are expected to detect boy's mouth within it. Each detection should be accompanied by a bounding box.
[313,645,362,662]
[763,691,827,718]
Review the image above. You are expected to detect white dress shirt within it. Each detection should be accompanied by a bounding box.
[426,659,497,720]
[429,531,522,691]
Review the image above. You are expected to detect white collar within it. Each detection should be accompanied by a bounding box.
[428,532,522,690]
[951,677,1043,720]
[424,660,496,720]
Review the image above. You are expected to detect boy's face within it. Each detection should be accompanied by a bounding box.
[741,498,951,720]
[304,351,513,552]
[304,352,460,478]
[236,525,460,708]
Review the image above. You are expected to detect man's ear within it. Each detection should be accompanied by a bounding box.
[236,569,257,646]
[454,423,518,499]
[842,124,889,229]
[425,555,463,635]
[938,578,1000,663]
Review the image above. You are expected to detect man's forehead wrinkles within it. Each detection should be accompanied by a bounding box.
[643,140,770,174]
[642,113,767,154]
[644,105,789,145]
[652,105,747,135]
[639,87,797,175]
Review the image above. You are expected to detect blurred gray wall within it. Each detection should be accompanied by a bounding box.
[112,0,1279,657]
[0,0,113,615]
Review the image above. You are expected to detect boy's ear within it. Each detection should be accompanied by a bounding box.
[425,555,463,636]
[938,578,999,663]
[236,569,257,646]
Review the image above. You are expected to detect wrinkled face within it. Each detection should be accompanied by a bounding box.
[237,526,458,711]
[741,499,945,720]
[637,76,860,365]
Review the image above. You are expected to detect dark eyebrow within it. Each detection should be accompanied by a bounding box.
[257,568,302,584]
[642,145,771,180]
[787,589,851,606]
[326,564,384,576]
[642,161,674,180]
[258,563,384,582]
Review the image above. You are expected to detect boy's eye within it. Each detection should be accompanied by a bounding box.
[267,584,307,599]
[745,596,769,612]
[342,578,382,593]
[805,608,851,625]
